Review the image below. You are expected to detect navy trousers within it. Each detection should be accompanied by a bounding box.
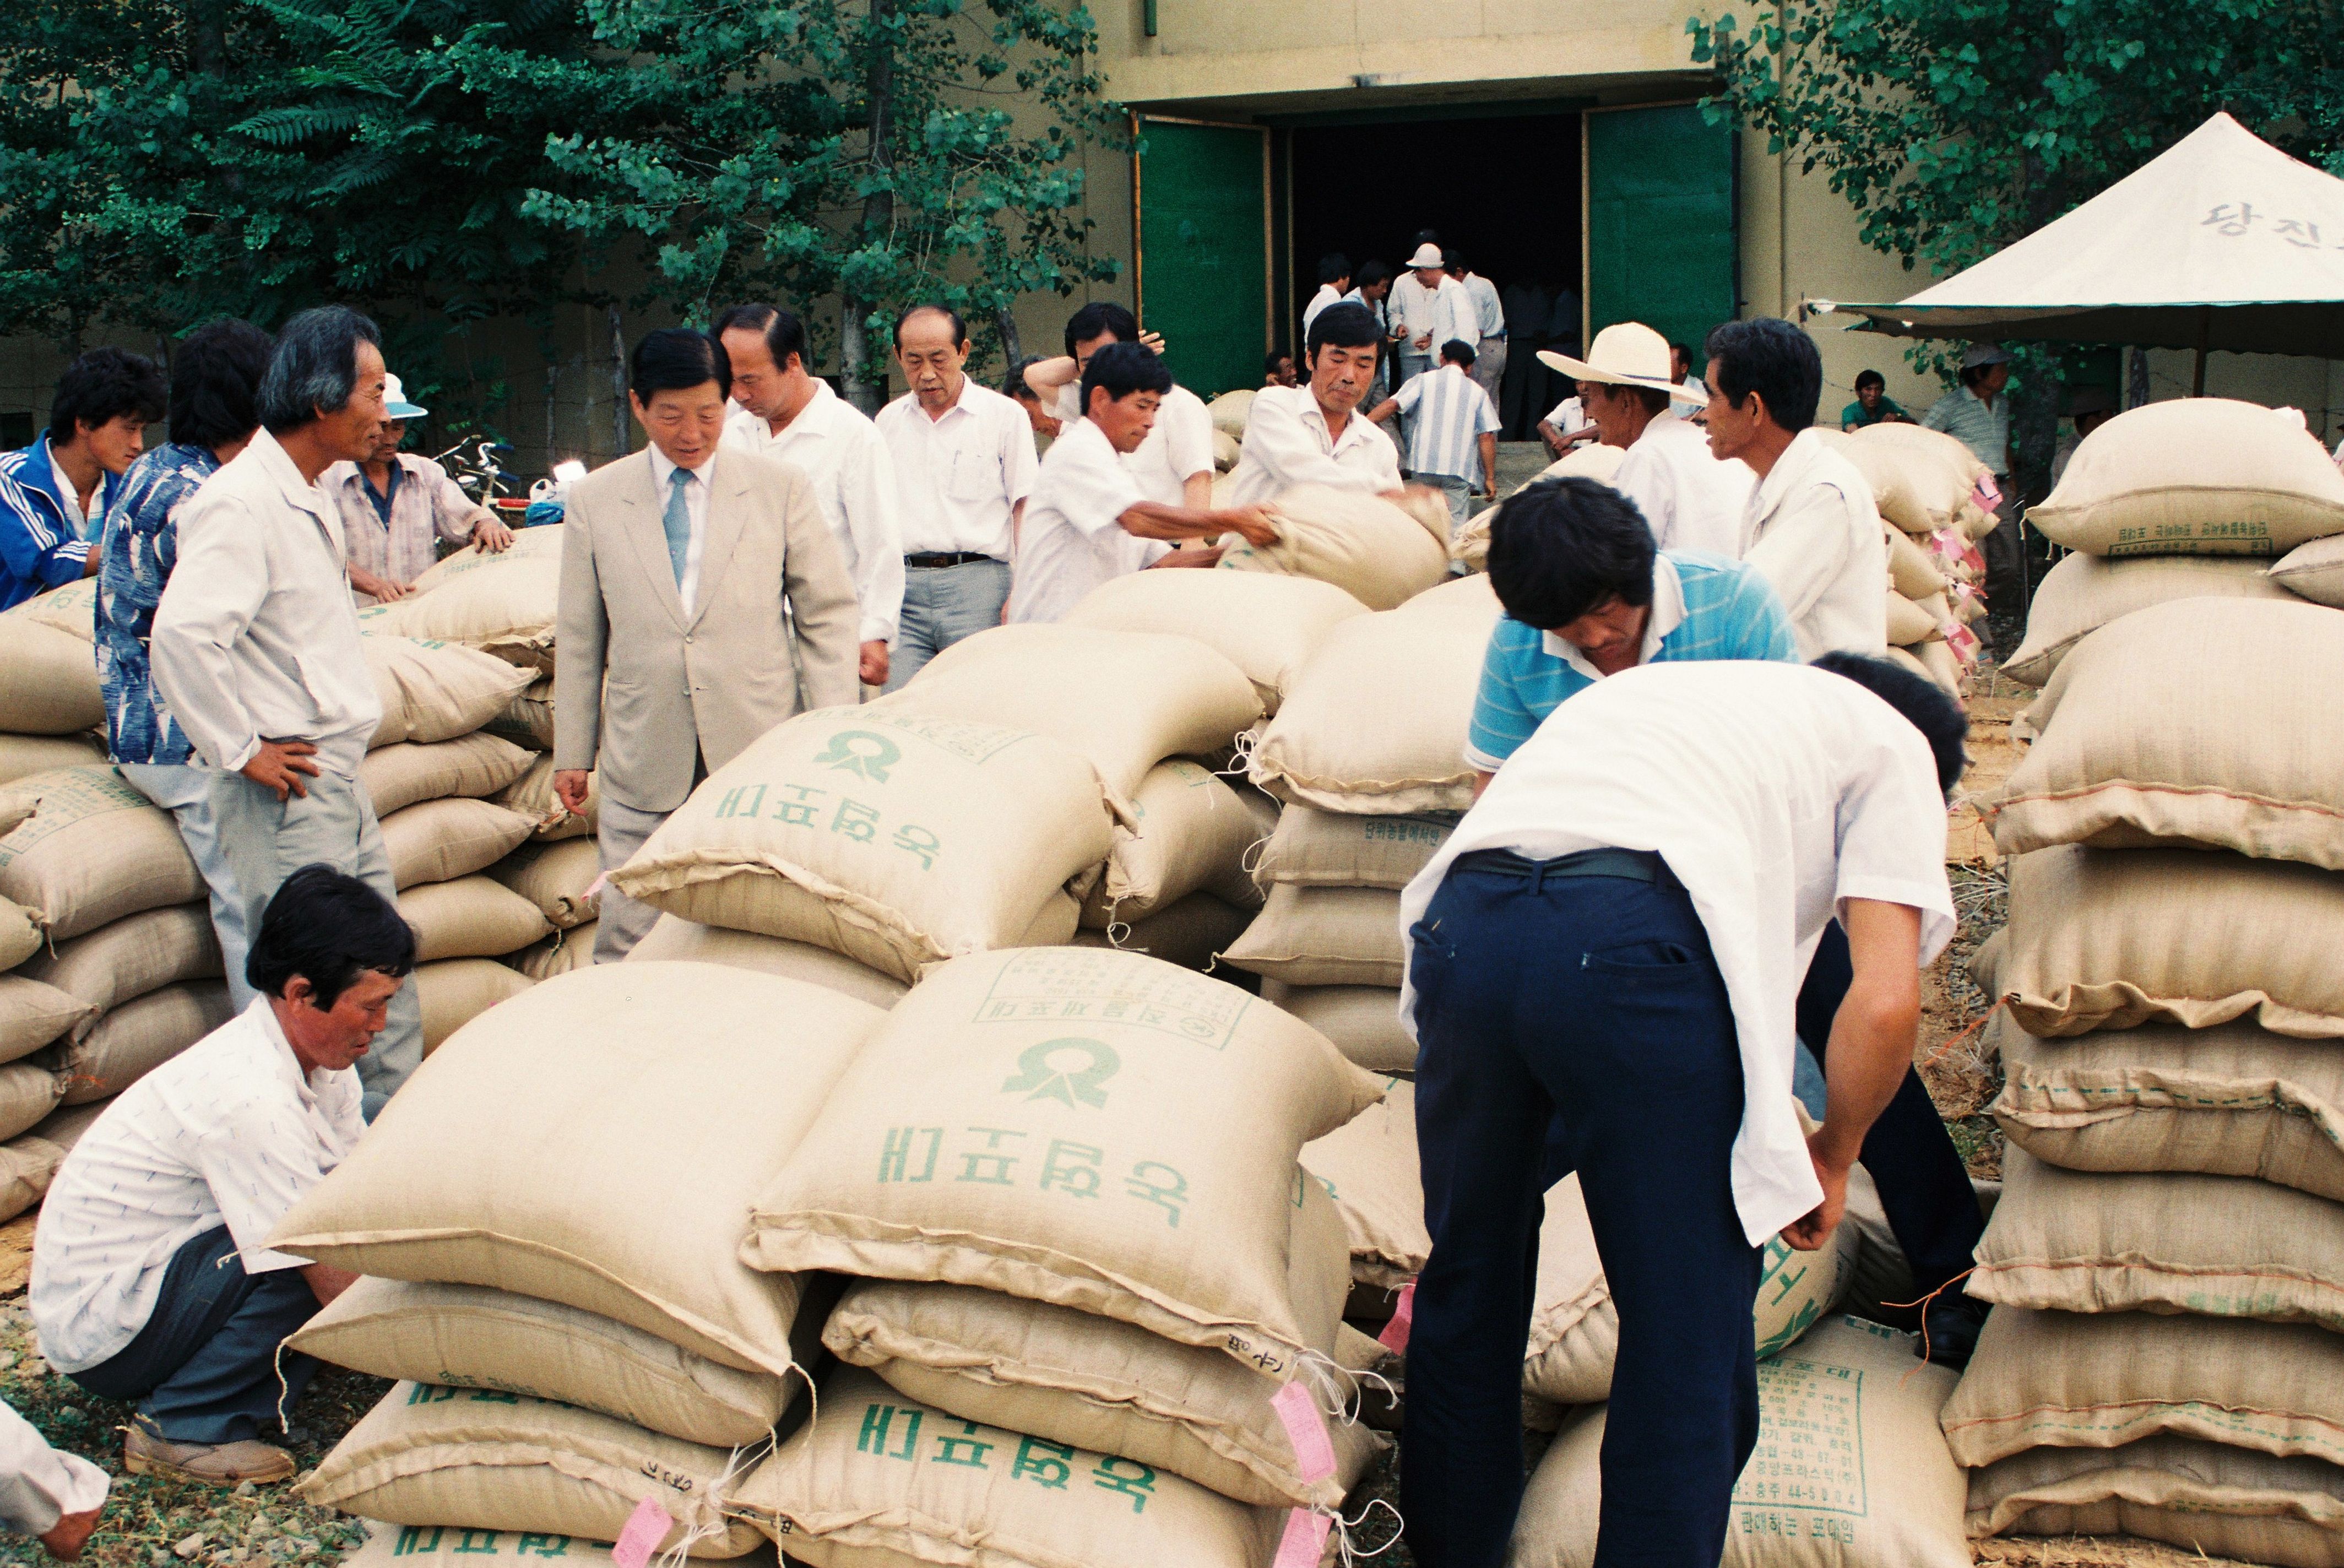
[70,1227,321,1444]
[1404,856,1762,1568]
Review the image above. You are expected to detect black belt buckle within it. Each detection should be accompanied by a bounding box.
[905,551,988,569]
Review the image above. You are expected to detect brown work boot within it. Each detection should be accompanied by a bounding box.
[123,1425,295,1485]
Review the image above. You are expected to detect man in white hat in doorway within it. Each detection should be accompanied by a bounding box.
[1539,321,1751,558]
[1389,244,1478,403]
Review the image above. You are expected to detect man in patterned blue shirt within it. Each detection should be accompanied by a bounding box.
[97,321,275,1001]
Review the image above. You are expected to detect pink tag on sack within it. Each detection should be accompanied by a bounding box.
[1378,1282,1415,1353]
[1269,1379,1337,1484]
[584,871,610,899]
[1972,473,2001,512]
[611,1496,674,1568]
[1273,1508,1333,1568]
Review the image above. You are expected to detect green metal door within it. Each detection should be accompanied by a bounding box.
[1585,104,1737,359]
[1136,117,1269,398]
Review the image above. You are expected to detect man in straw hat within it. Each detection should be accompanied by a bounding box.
[1539,321,1751,558]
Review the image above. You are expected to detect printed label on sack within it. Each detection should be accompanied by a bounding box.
[1269,1380,1337,1484]
[1379,1283,1415,1353]
[1730,1355,1868,1537]
[971,948,1250,1048]
[1273,1509,1332,1568]
[609,1498,672,1568]
[389,1527,582,1559]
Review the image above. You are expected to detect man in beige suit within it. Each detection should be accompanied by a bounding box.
[554,327,860,962]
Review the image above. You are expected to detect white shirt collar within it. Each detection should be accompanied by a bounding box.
[1299,389,1375,455]
[246,997,337,1109]
[1539,554,1687,679]
[739,380,840,444]
[647,443,716,490]
[249,427,333,521]
[1749,427,1825,520]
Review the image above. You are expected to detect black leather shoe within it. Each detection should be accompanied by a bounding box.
[1919,1293,1988,1369]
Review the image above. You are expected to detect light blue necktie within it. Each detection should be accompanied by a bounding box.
[662,467,694,587]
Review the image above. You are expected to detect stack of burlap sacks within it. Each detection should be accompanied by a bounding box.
[268,948,1404,1568]
[1817,423,1995,699]
[1206,389,1250,507]
[1944,397,2344,1567]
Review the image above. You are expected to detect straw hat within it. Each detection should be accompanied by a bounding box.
[1405,243,1446,270]
[1538,322,1705,406]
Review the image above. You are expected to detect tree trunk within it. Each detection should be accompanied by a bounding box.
[841,0,897,415]
[187,0,227,77]
[609,303,628,459]
[995,307,1023,378]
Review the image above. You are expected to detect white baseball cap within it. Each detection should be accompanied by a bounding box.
[382,373,428,420]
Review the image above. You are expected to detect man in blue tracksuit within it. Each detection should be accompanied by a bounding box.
[0,349,168,611]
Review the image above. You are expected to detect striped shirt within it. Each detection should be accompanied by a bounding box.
[1392,364,1500,482]
[0,440,115,611]
[1919,384,2010,475]
[1465,551,1799,769]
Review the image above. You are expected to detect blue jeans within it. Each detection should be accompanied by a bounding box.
[68,1228,320,1445]
[118,763,252,1010]
[885,558,1010,692]
[1404,853,1761,1568]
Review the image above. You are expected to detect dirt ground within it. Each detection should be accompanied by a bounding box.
[0,644,2231,1568]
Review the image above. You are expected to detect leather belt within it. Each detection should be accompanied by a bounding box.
[1451,847,1671,889]
[904,551,996,569]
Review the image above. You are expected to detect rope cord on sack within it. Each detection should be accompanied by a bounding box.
[1336,1498,1404,1564]
[1885,1265,1977,1378]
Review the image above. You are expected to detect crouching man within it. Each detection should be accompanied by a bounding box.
[28,867,413,1485]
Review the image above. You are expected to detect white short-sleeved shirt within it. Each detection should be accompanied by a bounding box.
[1049,381,1215,507]
[723,384,906,644]
[1006,417,1166,625]
[1610,411,1756,557]
[1398,660,1955,1246]
[31,999,366,1372]
[1741,428,1890,659]
[1224,386,1403,507]
[1544,396,1586,433]
[875,377,1038,561]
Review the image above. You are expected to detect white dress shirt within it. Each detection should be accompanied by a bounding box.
[724,383,907,644]
[0,1403,107,1534]
[30,998,366,1372]
[1462,273,1505,338]
[1302,284,1347,336]
[150,428,384,780]
[1741,428,1890,659]
[1399,660,1955,1246]
[1224,386,1402,506]
[1390,273,1477,356]
[1049,381,1215,507]
[1006,417,1166,625]
[645,444,715,618]
[875,376,1038,561]
[1610,411,1756,558]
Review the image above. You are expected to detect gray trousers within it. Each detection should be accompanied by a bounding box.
[593,795,669,964]
[885,558,1010,693]
[209,766,421,1117]
[119,763,253,1010]
[1471,339,1507,408]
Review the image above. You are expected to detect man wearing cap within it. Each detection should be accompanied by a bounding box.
[322,374,513,605]
[1921,343,2019,611]
[1542,322,1751,558]
[1389,245,1477,400]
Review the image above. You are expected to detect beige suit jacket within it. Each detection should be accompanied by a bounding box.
[554,447,860,813]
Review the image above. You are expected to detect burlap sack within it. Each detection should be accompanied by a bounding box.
[1887,592,1938,647]
[1821,425,1981,536]
[488,838,600,929]
[53,979,232,1105]
[0,978,93,1067]
[408,524,568,595]
[367,637,537,750]
[1966,1436,2344,1568]
[509,925,595,983]
[625,916,905,1008]
[0,1060,63,1142]
[414,959,535,1056]
[607,709,1113,985]
[0,898,35,972]
[1884,645,1933,683]
[1453,445,1629,571]
[0,734,105,790]
[399,877,552,962]
[1069,893,1253,973]
[363,734,538,818]
[298,1382,765,1558]
[344,1527,778,1568]
[0,1133,63,1224]
[1219,884,1402,988]
[1247,577,1499,814]
[484,673,557,753]
[362,547,563,671]
[1082,761,1273,925]
[1916,637,1963,697]
[1521,1174,1852,1406]
[1060,569,1369,716]
[1251,805,1453,891]
[732,1366,1287,1568]
[1940,1304,2344,1468]
[0,617,102,735]
[496,754,595,841]
[1511,1316,1969,1568]
[1989,1011,2344,1201]
[877,624,1261,804]
[1887,526,1949,599]
[0,767,202,937]
[1987,598,2344,866]
[1218,484,1449,610]
[2271,534,2344,609]
[1263,984,1413,1075]
[5,578,96,639]
[2002,552,2296,687]
[1207,388,1254,438]
[1980,848,2344,1037]
[742,946,1385,1374]
[26,1101,101,1155]
[2032,399,2344,557]
[384,800,539,892]
[289,1277,794,1448]
[1971,1146,2344,1328]
[19,903,221,1033]
[1299,1077,1428,1287]
[272,964,882,1377]
[818,1180,1377,1510]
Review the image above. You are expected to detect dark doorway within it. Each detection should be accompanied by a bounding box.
[1287,111,1582,437]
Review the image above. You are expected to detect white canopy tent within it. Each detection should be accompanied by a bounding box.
[1810,113,2344,392]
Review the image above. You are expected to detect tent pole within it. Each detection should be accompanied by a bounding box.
[2193,306,2211,396]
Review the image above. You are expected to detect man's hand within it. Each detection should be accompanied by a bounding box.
[302,1261,359,1309]
[474,515,517,553]
[1147,546,1226,569]
[350,566,408,601]
[1781,1135,1852,1251]
[553,769,592,817]
[859,639,890,687]
[1217,506,1280,548]
[242,740,319,802]
[40,1509,99,1561]
[1138,330,1167,355]
[1413,332,1432,350]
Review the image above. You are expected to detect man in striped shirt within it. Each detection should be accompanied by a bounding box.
[1368,339,1499,538]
